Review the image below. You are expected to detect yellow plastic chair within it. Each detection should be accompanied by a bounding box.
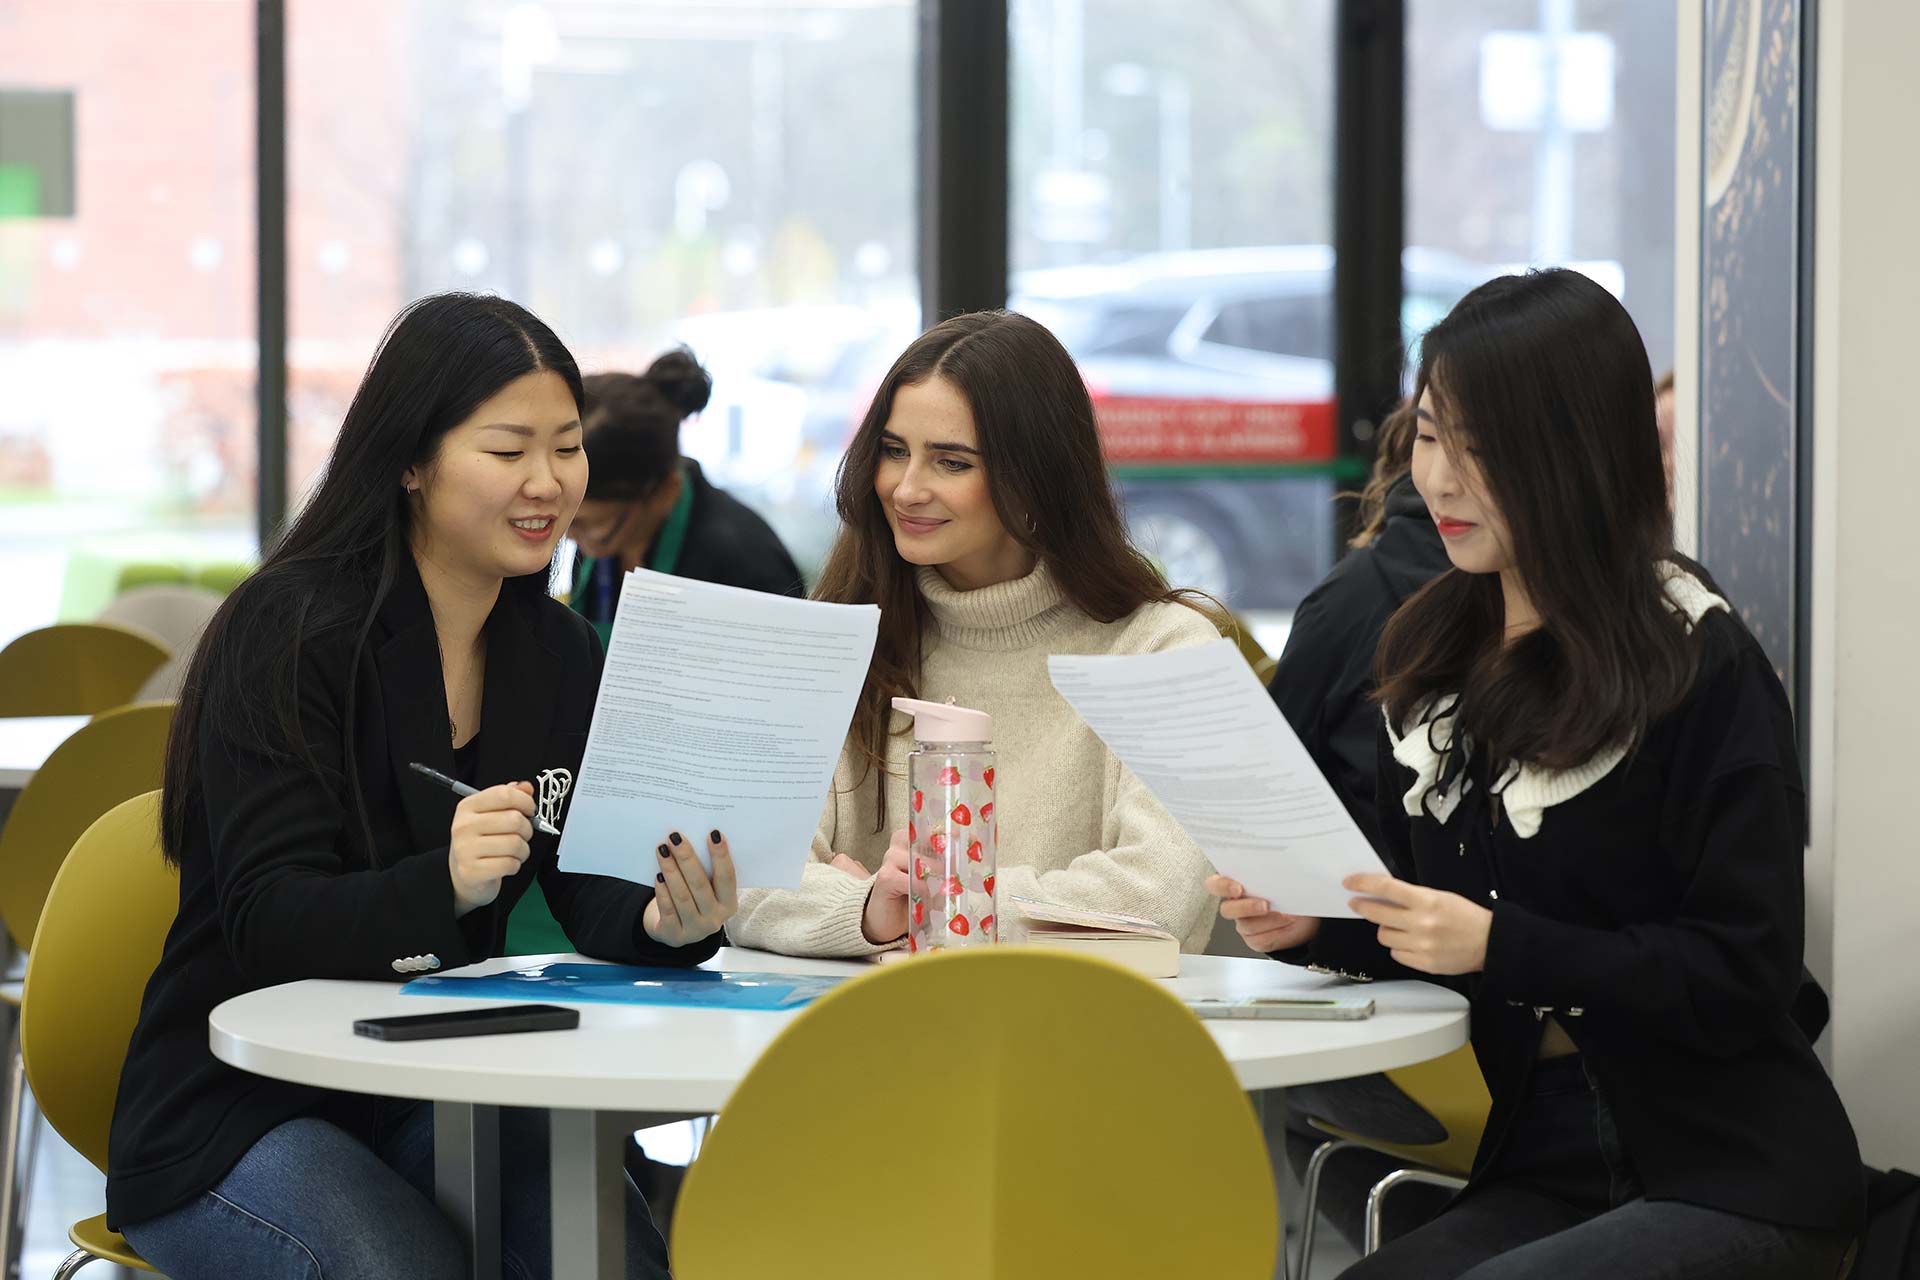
[1225,612,1278,685]
[672,948,1279,1279]
[110,563,191,596]
[192,561,252,596]
[0,701,174,954]
[1295,1043,1491,1269]
[0,702,172,1269]
[19,791,169,1275]
[0,623,170,718]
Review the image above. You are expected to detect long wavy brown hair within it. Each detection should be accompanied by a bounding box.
[814,310,1219,829]
[1375,269,1701,775]
[1345,400,1418,549]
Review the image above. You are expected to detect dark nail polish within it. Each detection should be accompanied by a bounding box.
[657,844,670,858]
[669,832,683,847]
[656,872,665,884]
[709,829,723,844]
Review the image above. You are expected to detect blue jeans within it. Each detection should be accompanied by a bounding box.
[122,1098,673,1280]
[1341,1056,1853,1280]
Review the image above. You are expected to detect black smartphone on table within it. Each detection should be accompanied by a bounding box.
[353,1003,579,1041]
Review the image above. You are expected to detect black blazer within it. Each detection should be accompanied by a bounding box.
[107,559,719,1229]
[1287,607,1863,1234]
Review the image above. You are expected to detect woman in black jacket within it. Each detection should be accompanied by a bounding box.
[1213,269,1861,1278]
[110,295,739,1280]
[566,348,805,648]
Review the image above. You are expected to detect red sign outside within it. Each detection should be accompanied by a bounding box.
[1092,395,1339,465]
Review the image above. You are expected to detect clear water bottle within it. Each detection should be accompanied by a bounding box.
[891,696,997,955]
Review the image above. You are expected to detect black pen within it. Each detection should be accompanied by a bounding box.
[408,762,562,835]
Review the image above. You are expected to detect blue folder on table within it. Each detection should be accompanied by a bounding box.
[400,962,845,1010]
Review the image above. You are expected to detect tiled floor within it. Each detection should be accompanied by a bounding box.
[18,1116,133,1279]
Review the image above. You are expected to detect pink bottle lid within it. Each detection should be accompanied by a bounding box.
[891,696,993,743]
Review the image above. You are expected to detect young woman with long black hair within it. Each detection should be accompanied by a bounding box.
[726,310,1225,956]
[109,294,739,1279]
[1211,269,1861,1278]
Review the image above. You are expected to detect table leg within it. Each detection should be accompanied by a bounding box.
[550,1110,647,1280]
[434,1101,501,1280]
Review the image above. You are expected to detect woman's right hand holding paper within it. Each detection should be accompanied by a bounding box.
[1206,874,1320,953]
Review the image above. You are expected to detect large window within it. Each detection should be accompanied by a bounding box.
[287,0,919,580]
[0,0,256,643]
[1010,0,1341,646]
[1407,0,1678,372]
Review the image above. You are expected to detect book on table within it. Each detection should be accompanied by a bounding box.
[1006,896,1180,978]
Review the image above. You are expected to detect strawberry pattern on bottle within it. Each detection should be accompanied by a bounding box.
[892,696,998,956]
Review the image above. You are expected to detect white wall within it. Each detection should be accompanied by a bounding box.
[1808,0,1920,1171]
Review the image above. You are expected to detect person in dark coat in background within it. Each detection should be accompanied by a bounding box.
[1271,403,1453,851]
[1263,402,1460,1252]
[566,347,805,650]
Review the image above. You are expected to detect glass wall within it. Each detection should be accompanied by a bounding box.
[287,0,919,582]
[1010,0,1337,650]
[1407,0,1678,372]
[0,0,256,644]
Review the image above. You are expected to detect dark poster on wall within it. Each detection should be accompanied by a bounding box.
[1699,0,1806,700]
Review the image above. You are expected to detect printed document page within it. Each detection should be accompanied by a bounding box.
[1048,639,1386,918]
[558,569,879,889]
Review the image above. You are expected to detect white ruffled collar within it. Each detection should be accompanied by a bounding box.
[1385,564,1728,839]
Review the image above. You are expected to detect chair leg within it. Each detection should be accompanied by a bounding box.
[9,1088,39,1280]
[51,1250,97,1280]
[1294,1139,1361,1280]
[0,1032,23,1279]
[1363,1168,1469,1255]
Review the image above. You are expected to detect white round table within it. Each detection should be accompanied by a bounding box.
[211,946,1467,1280]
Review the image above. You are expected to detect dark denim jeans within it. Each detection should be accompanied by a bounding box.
[1341,1056,1853,1280]
[122,1098,673,1280]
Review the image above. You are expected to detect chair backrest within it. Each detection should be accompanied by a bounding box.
[0,701,174,951]
[671,949,1278,1279]
[1225,612,1278,685]
[98,584,222,652]
[1311,1044,1492,1177]
[1381,1045,1491,1176]
[192,561,252,596]
[111,562,192,595]
[0,622,170,717]
[20,791,176,1174]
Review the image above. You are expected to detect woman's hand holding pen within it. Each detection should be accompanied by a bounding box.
[1343,873,1491,976]
[448,783,537,917]
[644,830,740,947]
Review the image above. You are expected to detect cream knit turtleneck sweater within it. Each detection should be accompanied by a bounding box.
[726,562,1221,956]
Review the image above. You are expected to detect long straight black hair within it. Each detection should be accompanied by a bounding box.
[161,294,585,866]
[1375,269,1700,772]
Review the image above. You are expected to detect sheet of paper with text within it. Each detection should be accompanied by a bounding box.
[558,570,879,889]
[1048,639,1386,918]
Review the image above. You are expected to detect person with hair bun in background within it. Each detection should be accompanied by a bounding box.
[567,346,805,647]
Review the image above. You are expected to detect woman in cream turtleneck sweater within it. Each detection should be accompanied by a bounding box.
[727,311,1223,957]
